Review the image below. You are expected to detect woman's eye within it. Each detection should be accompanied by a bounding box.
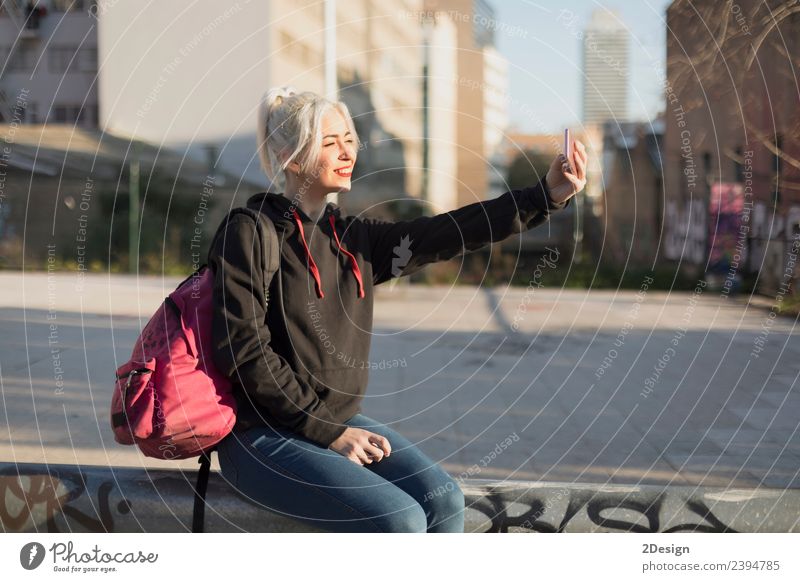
[324,143,334,147]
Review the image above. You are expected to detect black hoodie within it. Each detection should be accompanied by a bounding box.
[207,178,570,447]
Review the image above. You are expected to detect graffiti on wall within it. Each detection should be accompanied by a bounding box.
[707,183,746,273]
[470,489,738,533]
[664,199,707,264]
[0,466,132,533]
[0,465,780,533]
[665,197,800,286]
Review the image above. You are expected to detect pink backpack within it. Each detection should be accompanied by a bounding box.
[110,207,280,531]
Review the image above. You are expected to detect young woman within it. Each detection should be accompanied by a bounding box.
[208,86,587,533]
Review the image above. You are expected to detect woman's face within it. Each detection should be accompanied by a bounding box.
[313,109,357,193]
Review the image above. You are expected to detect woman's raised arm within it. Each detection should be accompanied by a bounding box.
[359,144,586,285]
[359,176,567,286]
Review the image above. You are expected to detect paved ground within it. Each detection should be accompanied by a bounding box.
[1,270,798,489]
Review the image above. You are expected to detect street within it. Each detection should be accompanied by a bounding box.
[1,270,798,489]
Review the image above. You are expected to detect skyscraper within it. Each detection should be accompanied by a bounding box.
[582,9,629,125]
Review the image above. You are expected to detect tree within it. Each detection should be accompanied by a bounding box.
[667,0,800,181]
[506,149,552,191]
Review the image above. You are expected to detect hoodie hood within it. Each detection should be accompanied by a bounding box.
[245,191,363,300]
[246,191,341,232]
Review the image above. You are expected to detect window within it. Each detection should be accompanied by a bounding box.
[27,101,39,122]
[51,103,98,126]
[53,105,71,123]
[5,45,37,72]
[85,102,98,125]
[51,0,91,12]
[49,46,74,73]
[48,45,96,73]
[77,46,96,72]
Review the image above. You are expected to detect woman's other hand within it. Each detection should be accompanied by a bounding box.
[328,427,392,466]
[545,138,587,205]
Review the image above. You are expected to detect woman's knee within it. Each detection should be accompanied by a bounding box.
[371,503,428,533]
[427,478,465,515]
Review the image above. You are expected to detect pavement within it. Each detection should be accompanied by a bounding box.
[1,269,799,492]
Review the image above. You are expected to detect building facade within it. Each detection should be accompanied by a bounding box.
[582,8,629,125]
[0,0,98,127]
[97,0,427,215]
[662,0,800,294]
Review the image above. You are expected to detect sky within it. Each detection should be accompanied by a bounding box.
[493,0,673,133]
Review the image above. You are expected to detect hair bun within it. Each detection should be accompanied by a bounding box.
[265,85,297,110]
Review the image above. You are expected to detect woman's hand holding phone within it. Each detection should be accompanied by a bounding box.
[545,131,588,205]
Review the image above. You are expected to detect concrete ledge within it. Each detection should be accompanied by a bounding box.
[1,462,797,532]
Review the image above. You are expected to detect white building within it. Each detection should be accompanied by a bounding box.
[1,1,471,219]
[582,8,629,125]
[0,0,98,126]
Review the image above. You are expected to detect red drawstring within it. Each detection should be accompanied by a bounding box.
[329,215,365,298]
[291,210,365,299]
[292,210,324,298]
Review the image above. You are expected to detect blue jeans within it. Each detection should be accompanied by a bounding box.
[216,413,465,533]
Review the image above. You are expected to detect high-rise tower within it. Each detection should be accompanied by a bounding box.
[582,9,629,124]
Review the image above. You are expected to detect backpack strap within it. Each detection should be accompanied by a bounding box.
[207,207,281,305]
[192,448,214,533]
[190,208,280,534]
[249,208,281,307]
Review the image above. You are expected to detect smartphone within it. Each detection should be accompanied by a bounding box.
[563,128,573,173]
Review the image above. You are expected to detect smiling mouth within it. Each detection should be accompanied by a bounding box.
[334,168,352,177]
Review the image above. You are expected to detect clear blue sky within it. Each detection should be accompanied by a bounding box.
[494,0,673,133]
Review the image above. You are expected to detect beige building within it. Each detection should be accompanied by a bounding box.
[97,0,426,215]
[433,0,489,208]
[597,120,664,266]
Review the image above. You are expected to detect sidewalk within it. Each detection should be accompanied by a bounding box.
[0,270,798,491]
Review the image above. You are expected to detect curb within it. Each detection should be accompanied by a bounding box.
[1,462,797,532]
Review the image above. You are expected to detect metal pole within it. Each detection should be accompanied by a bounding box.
[128,142,140,273]
[324,0,339,206]
[421,13,431,214]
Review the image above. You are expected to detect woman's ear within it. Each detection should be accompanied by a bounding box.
[286,160,301,176]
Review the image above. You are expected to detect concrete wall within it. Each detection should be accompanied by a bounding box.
[2,462,796,533]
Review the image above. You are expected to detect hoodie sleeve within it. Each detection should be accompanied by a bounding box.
[360,178,571,285]
[207,213,347,448]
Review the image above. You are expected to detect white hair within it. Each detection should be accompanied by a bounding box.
[256,86,360,189]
